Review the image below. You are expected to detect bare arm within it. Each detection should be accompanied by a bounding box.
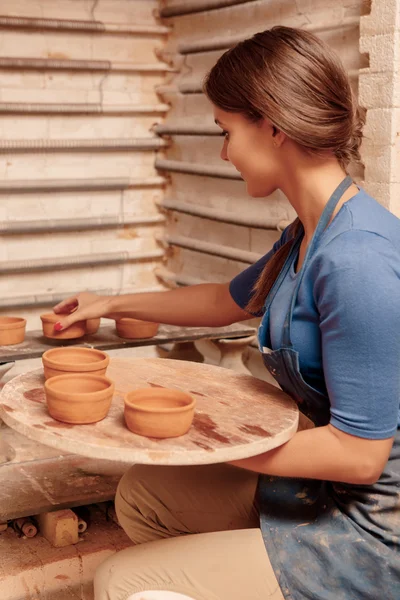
[53,283,253,330]
[230,424,394,485]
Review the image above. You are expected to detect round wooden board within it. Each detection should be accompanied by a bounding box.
[0,357,298,465]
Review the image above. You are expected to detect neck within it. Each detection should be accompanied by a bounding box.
[278,158,358,242]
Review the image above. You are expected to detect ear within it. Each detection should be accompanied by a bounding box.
[271,124,286,148]
[259,119,286,148]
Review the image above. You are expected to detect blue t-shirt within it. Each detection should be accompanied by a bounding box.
[229,190,400,439]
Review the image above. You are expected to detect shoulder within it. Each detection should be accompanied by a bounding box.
[312,229,399,290]
[311,229,399,314]
[310,193,400,307]
[312,190,400,276]
[316,229,398,272]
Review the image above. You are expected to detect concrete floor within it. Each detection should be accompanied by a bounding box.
[0,507,131,600]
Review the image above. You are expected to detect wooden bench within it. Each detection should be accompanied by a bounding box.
[0,322,256,522]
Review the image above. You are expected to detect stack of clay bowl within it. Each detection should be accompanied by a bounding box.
[42,347,109,380]
[115,318,159,340]
[0,317,26,346]
[42,347,114,424]
[40,313,100,339]
[124,387,196,439]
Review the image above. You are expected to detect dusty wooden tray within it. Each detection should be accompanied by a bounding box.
[0,357,298,466]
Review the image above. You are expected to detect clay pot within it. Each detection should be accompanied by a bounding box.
[0,317,26,346]
[85,318,101,335]
[124,387,196,438]
[44,373,115,424]
[115,318,159,340]
[40,313,86,340]
[42,347,110,380]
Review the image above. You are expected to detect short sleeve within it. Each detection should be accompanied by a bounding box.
[229,226,292,317]
[313,231,400,439]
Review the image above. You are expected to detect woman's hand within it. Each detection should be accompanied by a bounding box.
[52,292,114,331]
[54,292,99,316]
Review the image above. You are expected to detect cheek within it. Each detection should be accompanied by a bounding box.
[226,140,246,168]
[228,134,263,167]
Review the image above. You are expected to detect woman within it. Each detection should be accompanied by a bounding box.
[54,26,400,600]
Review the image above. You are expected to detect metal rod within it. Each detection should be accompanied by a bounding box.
[178,82,204,94]
[156,83,181,95]
[0,176,166,194]
[155,159,242,180]
[156,82,203,95]
[158,234,260,264]
[158,198,290,230]
[160,0,255,18]
[0,138,167,153]
[155,267,205,287]
[0,176,166,193]
[154,124,220,136]
[0,15,170,35]
[0,102,169,115]
[0,250,164,274]
[0,215,165,235]
[0,57,175,73]
[0,286,164,310]
[159,66,359,96]
[179,16,360,54]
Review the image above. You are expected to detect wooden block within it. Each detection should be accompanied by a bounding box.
[36,509,79,548]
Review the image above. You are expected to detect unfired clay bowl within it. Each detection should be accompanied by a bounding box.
[124,387,196,438]
[86,318,101,335]
[40,313,86,340]
[0,317,26,346]
[115,318,159,340]
[42,347,110,380]
[44,373,115,424]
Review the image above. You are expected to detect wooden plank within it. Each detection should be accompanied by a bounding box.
[0,423,128,521]
[0,323,256,363]
[0,452,128,521]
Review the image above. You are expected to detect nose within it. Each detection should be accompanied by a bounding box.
[220,139,229,162]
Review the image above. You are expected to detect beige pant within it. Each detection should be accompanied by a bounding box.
[94,464,284,600]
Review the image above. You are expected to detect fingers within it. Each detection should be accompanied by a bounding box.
[52,294,108,332]
[53,298,105,332]
[54,311,84,332]
[53,296,78,314]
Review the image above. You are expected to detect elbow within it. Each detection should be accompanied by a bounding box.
[359,472,382,486]
[351,462,383,486]
[327,425,390,486]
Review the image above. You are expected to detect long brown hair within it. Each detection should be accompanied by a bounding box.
[203,26,365,315]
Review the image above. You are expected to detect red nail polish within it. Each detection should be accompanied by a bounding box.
[54,322,64,332]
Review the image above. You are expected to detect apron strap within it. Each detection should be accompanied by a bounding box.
[282,175,353,348]
[262,229,303,318]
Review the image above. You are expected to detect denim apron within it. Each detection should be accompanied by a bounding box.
[256,176,400,600]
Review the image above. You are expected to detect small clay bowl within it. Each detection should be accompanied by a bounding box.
[42,347,110,380]
[115,318,159,340]
[124,387,196,438]
[44,373,115,424]
[40,313,86,340]
[86,318,101,335]
[0,317,26,346]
